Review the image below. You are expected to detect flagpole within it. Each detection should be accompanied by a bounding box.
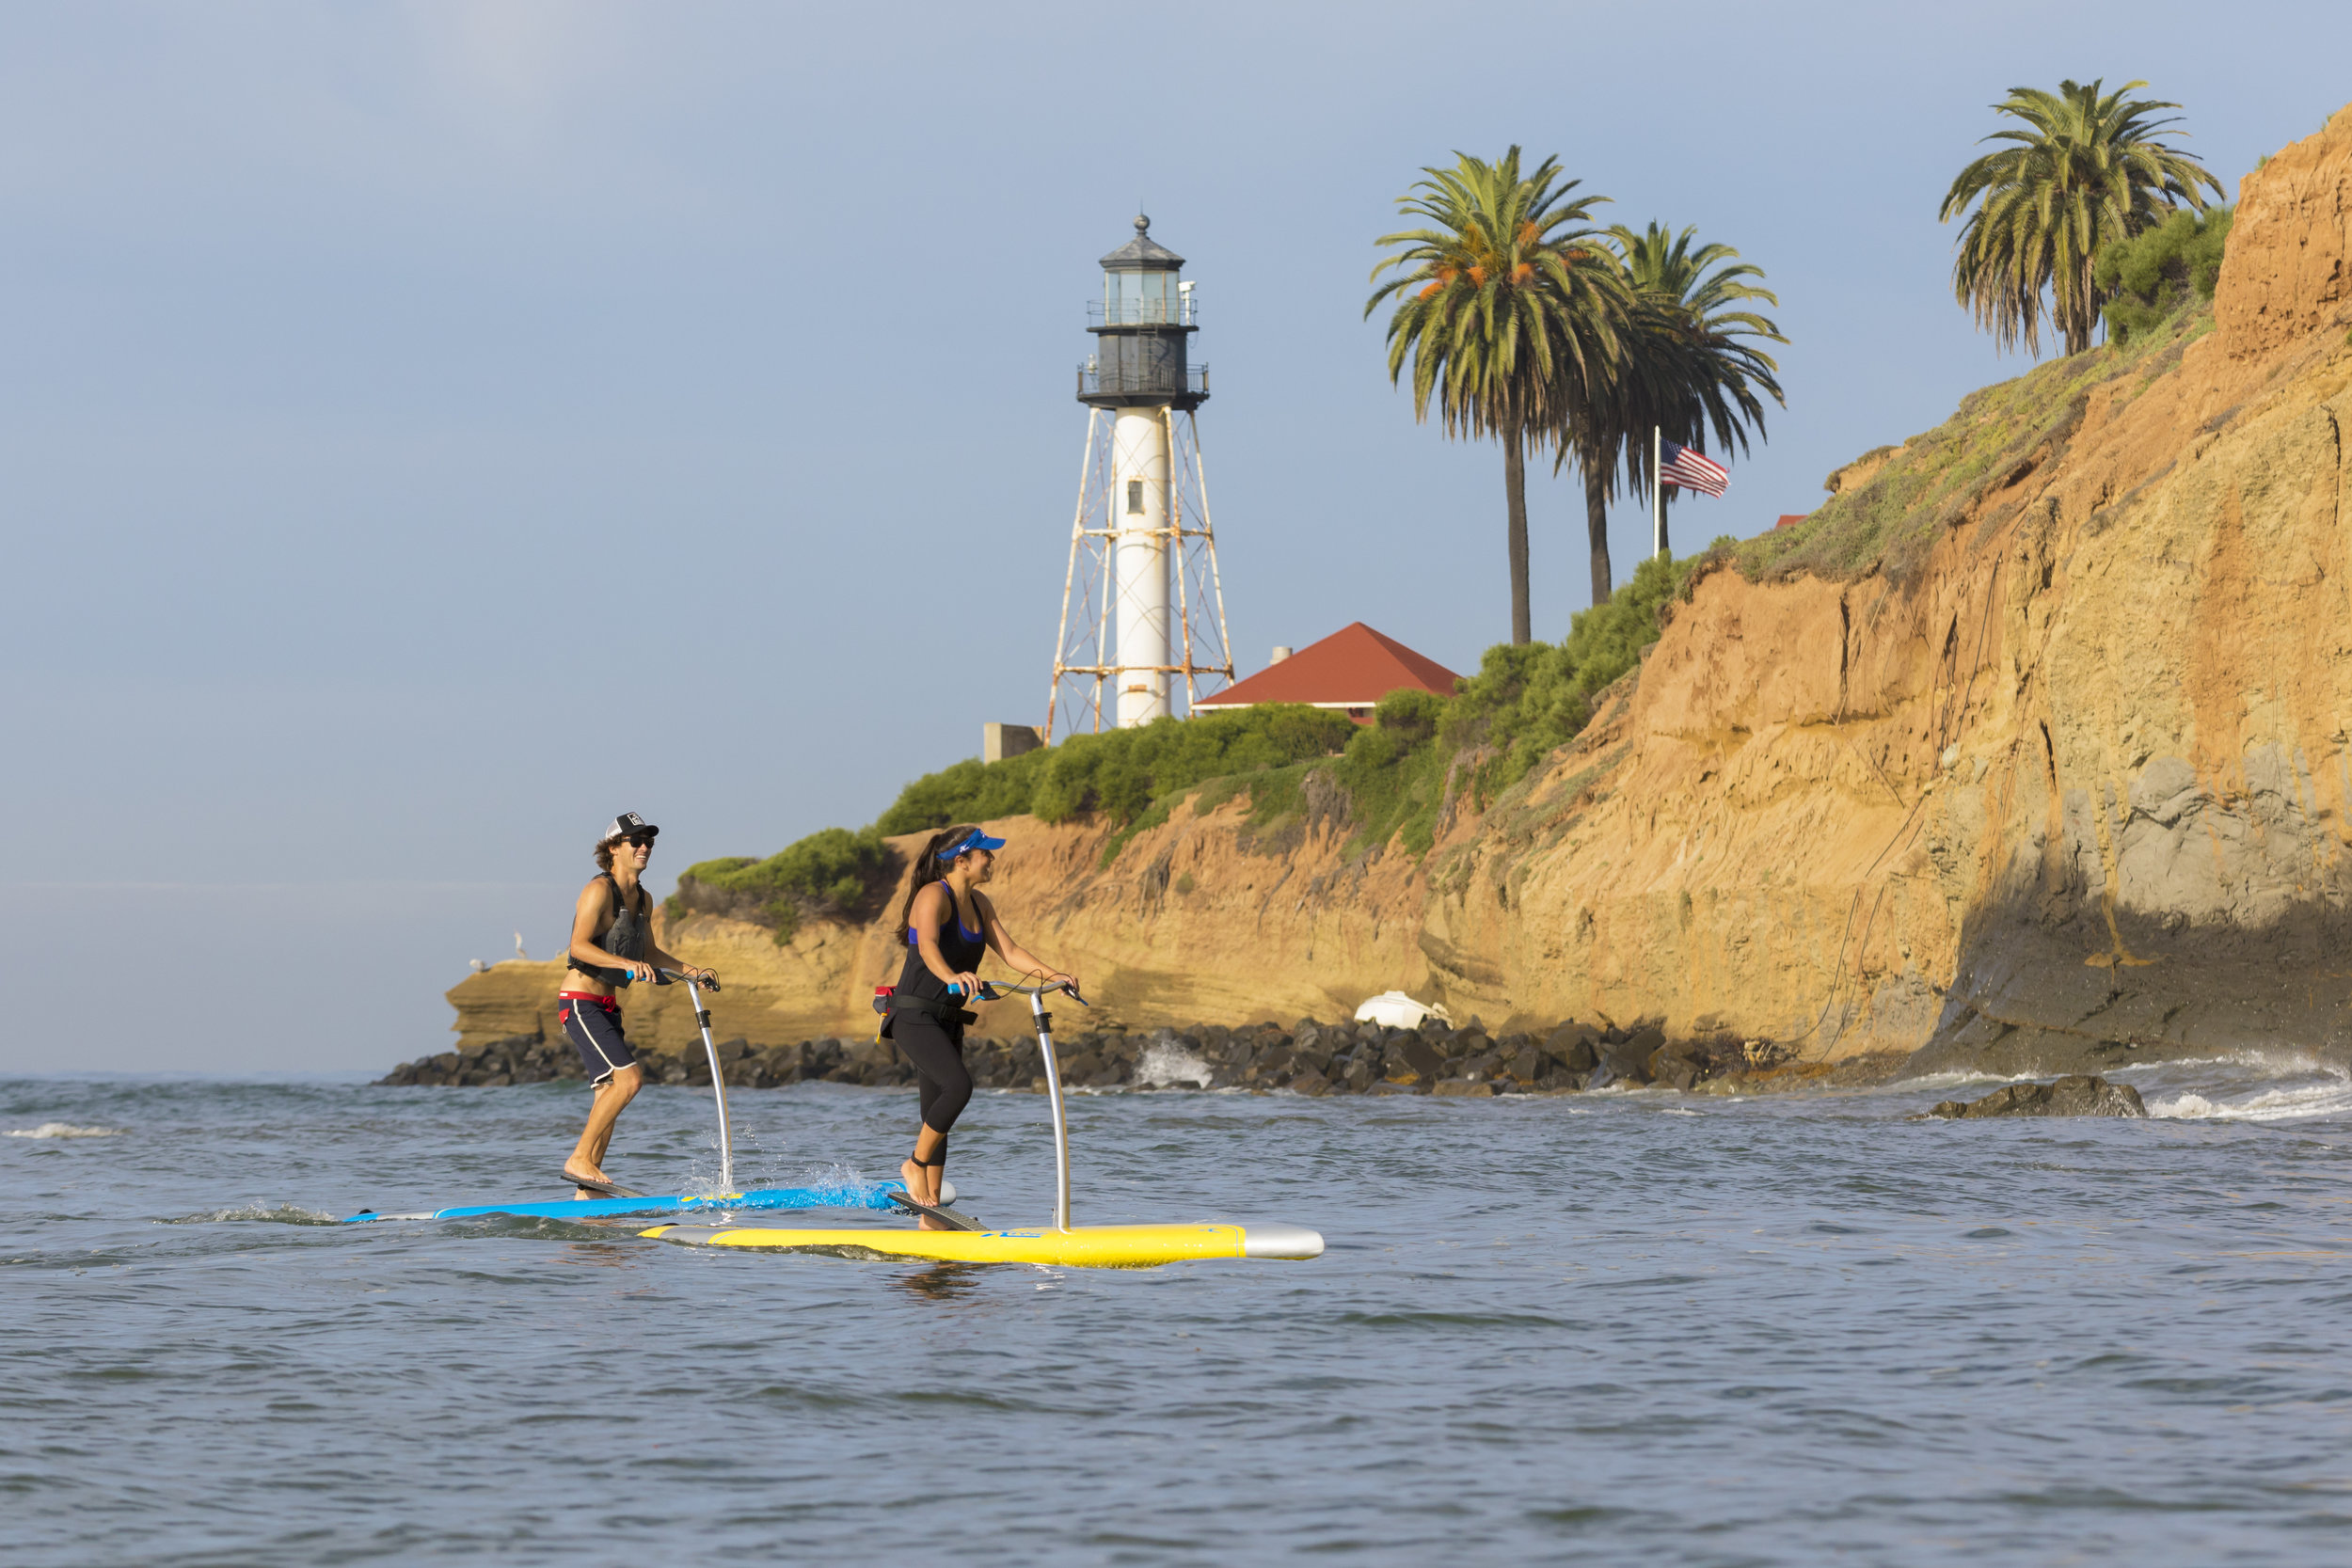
[1652,425,1663,560]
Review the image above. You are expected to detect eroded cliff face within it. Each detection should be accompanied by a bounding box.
[450,108,2352,1077]
[1426,105,2352,1073]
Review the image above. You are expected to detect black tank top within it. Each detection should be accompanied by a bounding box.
[897,880,986,998]
[568,873,651,985]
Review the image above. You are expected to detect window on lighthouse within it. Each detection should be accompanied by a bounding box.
[1127,480,1145,514]
[1108,270,1173,323]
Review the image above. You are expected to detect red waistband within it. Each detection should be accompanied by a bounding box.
[558,991,620,1009]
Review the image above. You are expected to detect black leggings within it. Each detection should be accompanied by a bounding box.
[895,1012,973,1137]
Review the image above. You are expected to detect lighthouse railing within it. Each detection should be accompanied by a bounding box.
[1076,364,1209,400]
[1087,296,1199,328]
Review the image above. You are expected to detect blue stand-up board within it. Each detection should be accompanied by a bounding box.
[342,1180,942,1225]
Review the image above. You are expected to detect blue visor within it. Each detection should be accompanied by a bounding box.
[938,830,1007,860]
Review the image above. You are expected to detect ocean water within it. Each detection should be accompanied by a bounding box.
[7,1055,2352,1567]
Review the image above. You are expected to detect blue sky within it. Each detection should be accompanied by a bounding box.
[3,1,2344,1070]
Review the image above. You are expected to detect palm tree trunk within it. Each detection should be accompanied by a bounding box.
[1504,418,1532,645]
[1584,456,1613,608]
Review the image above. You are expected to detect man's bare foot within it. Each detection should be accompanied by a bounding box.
[916,1212,948,1231]
[564,1163,607,1201]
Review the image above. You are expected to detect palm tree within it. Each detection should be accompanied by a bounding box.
[1368,148,1626,644]
[1607,223,1785,563]
[1939,78,2223,356]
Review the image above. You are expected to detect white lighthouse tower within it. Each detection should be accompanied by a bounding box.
[1047,216,1232,738]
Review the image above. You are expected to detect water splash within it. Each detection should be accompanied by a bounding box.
[7,1123,126,1139]
[795,1162,873,1203]
[1136,1042,1212,1088]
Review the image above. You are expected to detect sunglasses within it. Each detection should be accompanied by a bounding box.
[618,833,657,848]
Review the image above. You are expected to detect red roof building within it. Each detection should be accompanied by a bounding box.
[1192,622,1462,722]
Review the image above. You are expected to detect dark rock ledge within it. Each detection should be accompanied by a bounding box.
[377,1017,1807,1096]
[1919,1075,2149,1119]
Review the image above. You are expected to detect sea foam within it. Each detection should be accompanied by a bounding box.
[6,1123,125,1139]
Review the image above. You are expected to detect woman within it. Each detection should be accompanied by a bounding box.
[559,812,718,1198]
[889,824,1076,1228]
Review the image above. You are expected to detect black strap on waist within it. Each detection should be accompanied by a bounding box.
[891,993,977,1028]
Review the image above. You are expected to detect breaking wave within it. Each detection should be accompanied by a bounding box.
[2144,1077,2352,1122]
[1137,1042,1214,1088]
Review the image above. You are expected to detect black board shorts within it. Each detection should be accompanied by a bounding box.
[559,992,639,1085]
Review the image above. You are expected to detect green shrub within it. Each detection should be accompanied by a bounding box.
[673,826,890,942]
[693,570,1709,892]
[2097,205,2233,347]
[1330,553,1701,855]
[878,704,1358,833]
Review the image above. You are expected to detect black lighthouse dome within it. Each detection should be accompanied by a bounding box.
[1079,215,1207,411]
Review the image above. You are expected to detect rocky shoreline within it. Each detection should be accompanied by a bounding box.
[377,1015,1819,1096]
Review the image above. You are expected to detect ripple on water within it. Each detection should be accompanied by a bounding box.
[4,1065,2352,1566]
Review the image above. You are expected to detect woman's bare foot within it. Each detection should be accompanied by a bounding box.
[900,1158,928,1205]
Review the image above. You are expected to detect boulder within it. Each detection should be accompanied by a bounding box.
[1384,1036,1445,1085]
[1545,1023,1598,1073]
[1922,1075,2148,1119]
[1290,1069,1331,1097]
[1445,1029,1491,1063]
[1432,1078,1500,1097]
[1597,1029,1659,1083]
[1646,1043,1702,1092]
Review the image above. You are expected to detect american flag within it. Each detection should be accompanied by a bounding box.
[1659,439,1729,499]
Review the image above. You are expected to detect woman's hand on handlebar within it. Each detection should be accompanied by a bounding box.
[947,971,982,999]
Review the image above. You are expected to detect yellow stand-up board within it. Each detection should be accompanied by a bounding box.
[642,1221,1323,1268]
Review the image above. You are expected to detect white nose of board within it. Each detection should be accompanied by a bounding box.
[1241,1224,1326,1259]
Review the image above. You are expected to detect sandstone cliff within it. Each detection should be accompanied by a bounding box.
[449,107,2352,1079]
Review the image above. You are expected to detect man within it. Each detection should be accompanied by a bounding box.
[558,812,718,1197]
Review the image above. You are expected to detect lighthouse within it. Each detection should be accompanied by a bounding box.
[1048,216,1232,737]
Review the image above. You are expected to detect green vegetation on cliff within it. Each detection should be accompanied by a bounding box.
[1729,289,2216,585]
[675,557,1702,931]
[2096,204,2232,345]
